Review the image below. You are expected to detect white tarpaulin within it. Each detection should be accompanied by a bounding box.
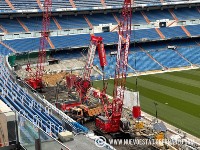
[123,91,140,109]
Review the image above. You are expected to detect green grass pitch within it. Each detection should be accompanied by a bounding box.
[93,69,200,138]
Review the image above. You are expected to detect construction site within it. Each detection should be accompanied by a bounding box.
[0,0,200,150]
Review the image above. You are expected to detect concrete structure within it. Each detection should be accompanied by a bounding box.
[0,100,16,147]
[58,131,74,142]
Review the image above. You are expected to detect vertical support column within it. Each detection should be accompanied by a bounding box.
[14,112,20,149]
[35,139,41,150]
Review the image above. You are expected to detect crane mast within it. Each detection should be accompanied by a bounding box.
[112,0,132,118]
[36,0,52,81]
[26,0,52,89]
[95,0,132,133]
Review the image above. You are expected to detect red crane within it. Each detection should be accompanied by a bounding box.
[26,0,52,89]
[95,0,132,133]
[66,35,107,105]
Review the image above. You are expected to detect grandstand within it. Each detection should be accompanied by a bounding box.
[0,0,200,150]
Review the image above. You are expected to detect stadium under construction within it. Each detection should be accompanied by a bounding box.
[0,0,200,150]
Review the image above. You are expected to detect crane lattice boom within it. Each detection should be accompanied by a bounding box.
[26,0,52,89]
[113,0,132,100]
[36,0,52,79]
[82,36,104,80]
[95,0,132,133]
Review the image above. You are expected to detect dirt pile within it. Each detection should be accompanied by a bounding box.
[42,72,67,87]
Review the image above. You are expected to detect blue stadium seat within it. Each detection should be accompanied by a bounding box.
[132,28,160,41]
[95,32,118,44]
[0,44,13,56]
[115,11,146,24]
[185,25,200,37]
[0,18,24,33]
[178,46,200,65]
[55,15,89,29]
[0,1,12,11]
[145,9,173,22]
[3,38,49,52]
[105,0,162,7]
[159,26,187,39]
[128,52,162,72]
[9,0,39,10]
[73,0,102,8]
[149,49,190,68]
[49,0,72,9]
[86,13,117,26]
[173,7,199,20]
[20,17,58,31]
[50,34,90,48]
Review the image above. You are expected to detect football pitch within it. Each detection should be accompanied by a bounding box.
[93,69,200,138]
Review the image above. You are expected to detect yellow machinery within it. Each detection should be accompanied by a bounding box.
[155,132,165,140]
[135,121,144,130]
[67,104,103,124]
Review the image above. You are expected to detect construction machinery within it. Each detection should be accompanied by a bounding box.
[65,35,107,104]
[57,35,107,123]
[95,0,133,136]
[66,104,103,124]
[51,35,107,122]
[25,0,52,89]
